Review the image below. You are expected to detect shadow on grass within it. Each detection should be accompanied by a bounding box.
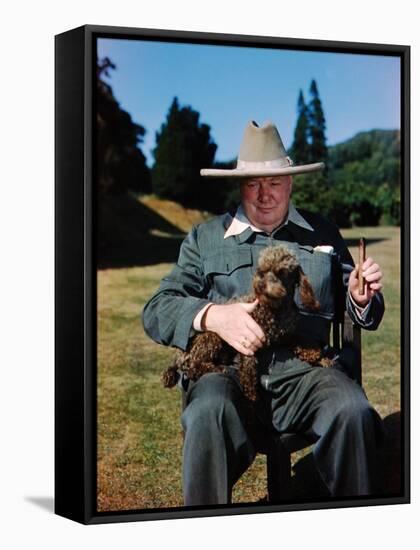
[290,411,402,500]
[344,237,388,248]
[96,194,392,270]
[98,194,186,269]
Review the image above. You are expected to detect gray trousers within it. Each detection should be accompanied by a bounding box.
[180,356,384,506]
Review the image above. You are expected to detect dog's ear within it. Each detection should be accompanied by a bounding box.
[298,267,320,311]
[253,271,264,297]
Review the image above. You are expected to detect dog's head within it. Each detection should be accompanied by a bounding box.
[253,245,320,311]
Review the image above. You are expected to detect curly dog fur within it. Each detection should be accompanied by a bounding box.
[162,245,333,401]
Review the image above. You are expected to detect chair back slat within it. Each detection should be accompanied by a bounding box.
[341,311,362,385]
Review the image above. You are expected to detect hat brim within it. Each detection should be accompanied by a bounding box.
[200,162,324,178]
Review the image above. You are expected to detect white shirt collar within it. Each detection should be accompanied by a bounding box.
[224,202,314,239]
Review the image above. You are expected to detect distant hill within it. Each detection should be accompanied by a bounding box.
[291,128,400,227]
[328,129,400,187]
[330,129,400,162]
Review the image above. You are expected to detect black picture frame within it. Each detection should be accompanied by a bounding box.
[55,24,410,525]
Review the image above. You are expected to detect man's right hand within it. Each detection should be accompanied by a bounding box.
[202,299,266,356]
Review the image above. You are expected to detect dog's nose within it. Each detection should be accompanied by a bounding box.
[266,282,285,298]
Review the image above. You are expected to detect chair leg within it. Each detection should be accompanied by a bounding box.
[266,438,292,502]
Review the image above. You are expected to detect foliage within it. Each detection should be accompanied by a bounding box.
[374,183,401,226]
[289,90,310,165]
[151,97,217,209]
[308,79,328,167]
[291,129,401,227]
[200,159,240,214]
[288,82,401,227]
[328,130,401,226]
[289,82,328,170]
[328,129,400,171]
[97,57,150,195]
[291,171,331,214]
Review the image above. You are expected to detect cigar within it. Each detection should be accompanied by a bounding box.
[358,238,366,295]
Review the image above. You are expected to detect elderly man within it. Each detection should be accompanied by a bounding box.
[142,120,385,506]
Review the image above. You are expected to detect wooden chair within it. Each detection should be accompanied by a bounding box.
[181,310,361,503]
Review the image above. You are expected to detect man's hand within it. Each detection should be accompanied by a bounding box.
[202,299,265,356]
[349,256,383,307]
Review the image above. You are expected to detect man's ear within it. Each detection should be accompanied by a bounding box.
[298,268,320,311]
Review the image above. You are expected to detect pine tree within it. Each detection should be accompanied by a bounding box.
[308,79,328,165]
[289,90,310,165]
[96,57,150,195]
[152,97,217,207]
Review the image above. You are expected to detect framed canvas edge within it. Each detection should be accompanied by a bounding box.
[55,25,89,524]
[55,23,411,526]
[84,23,410,54]
[401,43,411,503]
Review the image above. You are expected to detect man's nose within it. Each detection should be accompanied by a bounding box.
[258,187,271,202]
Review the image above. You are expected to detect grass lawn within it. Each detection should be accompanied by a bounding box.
[97,220,401,511]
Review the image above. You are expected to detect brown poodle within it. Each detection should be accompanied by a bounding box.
[162,245,332,401]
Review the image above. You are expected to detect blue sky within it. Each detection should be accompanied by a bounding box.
[98,38,401,167]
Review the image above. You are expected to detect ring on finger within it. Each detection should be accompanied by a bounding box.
[242,338,250,348]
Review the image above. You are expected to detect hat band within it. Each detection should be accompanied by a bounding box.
[236,156,293,170]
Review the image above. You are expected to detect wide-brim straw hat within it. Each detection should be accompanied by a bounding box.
[200,120,324,178]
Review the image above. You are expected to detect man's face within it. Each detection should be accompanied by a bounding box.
[240,175,292,233]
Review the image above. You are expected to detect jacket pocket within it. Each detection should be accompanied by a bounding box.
[203,248,253,275]
[203,248,253,301]
[295,245,335,319]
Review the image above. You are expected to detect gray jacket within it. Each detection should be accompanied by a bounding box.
[142,207,384,351]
